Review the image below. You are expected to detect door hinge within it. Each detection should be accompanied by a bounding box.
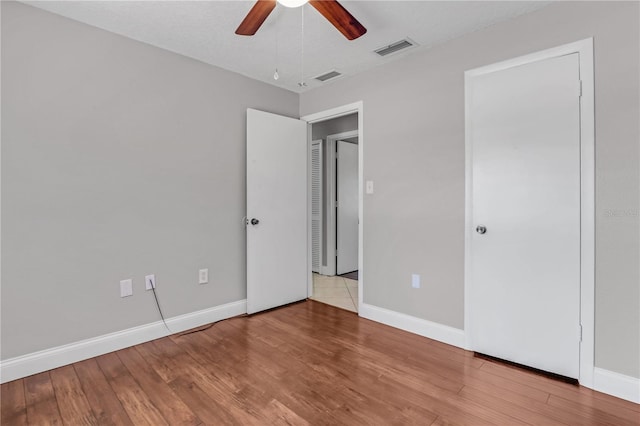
[577,80,582,98]
[335,200,339,208]
[579,324,583,342]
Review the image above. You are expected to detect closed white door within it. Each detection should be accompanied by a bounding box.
[246,109,308,315]
[336,140,358,275]
[467,54,581,378]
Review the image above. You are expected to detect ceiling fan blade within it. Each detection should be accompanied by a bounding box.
[235,0,277,36]
[309,0,367,40]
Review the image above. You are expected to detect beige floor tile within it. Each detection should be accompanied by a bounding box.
[312,274,359,313]
[312,286,350,298]
[347,287,358,301]
[345,279,358,290]
[312,274,345,288]
[312,297,356,313]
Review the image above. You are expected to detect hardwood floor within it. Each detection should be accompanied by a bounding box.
[2,300,639,425]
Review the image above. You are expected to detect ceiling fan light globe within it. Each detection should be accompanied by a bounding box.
[277,0,308,8]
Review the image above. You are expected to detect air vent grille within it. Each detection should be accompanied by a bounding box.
[375,39,415,57]
[314,70,342,82]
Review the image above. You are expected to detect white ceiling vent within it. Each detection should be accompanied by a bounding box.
[374,39,416,57]
[314,70,342,82]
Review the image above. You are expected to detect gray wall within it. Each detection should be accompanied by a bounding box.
[301,1,640,378]
[1,2,298,359]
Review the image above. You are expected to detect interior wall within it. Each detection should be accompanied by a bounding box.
[300,1,640,378]
[1,1,299,360]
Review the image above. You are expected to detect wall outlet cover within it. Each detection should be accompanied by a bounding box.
[199,269,208,284]
[145,274,156,290]
[120,279,133,297]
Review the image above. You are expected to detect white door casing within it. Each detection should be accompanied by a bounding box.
[337,140,359,275]
[468,53,581,378]
[246,109,308,315]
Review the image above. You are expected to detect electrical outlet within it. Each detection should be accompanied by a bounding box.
[199,269,208,285]
[412,274,421,289]
[120,279,133,297]
[145,274,156,290]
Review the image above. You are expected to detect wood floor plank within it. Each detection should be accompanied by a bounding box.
[255,307,485,425]
[458,384,568,426]
[479,358,640,416]
[246,312,436,423]
[547,393,640,426]
[156,336,271,424]
[49,365,98,425]
[1,379,27,425]
[260,398,315,425]
[167,377,246,425]
[95,352,168,425]
[73,358,133,426]
[6,300,638,425]
[115,346,200,425]
[23,372,63,425]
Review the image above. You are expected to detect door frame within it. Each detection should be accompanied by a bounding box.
[324,130,359,276]
[301,102,364,310]
[464,38,595,386]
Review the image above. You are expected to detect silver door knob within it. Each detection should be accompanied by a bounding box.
[476,225,487,234]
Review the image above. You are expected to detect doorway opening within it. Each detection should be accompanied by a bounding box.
[302,103,363,313]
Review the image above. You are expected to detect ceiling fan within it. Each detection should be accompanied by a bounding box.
[235,0,367,41]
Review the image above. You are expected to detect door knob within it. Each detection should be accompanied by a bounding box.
[476,225,487,234]
[250,218,260,225]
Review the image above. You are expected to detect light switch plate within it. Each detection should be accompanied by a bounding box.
[412,274,421,289]
[120,279,133,297]
[366,180,374,194]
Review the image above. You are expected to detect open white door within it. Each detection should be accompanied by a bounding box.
[246,109,308,314]
[336,140,359,275]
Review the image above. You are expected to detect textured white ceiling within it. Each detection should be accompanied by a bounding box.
[24,1,552,93]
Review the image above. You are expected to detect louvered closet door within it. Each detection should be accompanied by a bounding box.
[311,140,323,273]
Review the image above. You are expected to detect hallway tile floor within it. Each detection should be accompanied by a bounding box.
[310,273,358,313]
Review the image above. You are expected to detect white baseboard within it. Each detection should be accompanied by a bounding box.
[0,299,247,384]
[592,367,640,404]
[359,303,465,349]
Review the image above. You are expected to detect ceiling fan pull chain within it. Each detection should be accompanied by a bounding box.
[299,6,306,88]
[274,15,280,80]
